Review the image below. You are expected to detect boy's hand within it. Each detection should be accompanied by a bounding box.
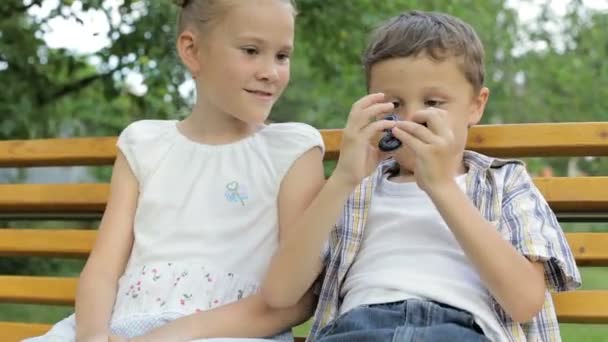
[391,107,462,193]
[333,93,396,187]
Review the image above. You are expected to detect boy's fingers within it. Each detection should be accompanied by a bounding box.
[392,127,425,153]
[412,109,450,137]
[351,93,386,111]
[361,119,397,142]
[350,103,394,130]
[348,94,392,128]
[394,121,437,144]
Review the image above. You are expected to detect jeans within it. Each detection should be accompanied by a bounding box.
[315,299,490,342]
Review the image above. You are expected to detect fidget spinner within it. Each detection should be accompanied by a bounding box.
[378,114,402,152]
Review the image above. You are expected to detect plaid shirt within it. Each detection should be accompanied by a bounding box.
[308,151,581,342]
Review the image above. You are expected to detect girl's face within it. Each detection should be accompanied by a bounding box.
[190,0,294,125]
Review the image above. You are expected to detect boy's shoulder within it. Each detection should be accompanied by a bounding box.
[463,150,540,199]
[463,150,524,171]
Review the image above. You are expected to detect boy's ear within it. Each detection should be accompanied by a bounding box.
[468,86,490,126]
[177,30,201,78]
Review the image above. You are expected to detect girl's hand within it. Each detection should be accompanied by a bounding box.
[109,335,128,342]
[333,93,396,187]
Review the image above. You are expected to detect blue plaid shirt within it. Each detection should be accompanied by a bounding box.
[309,151,581,341]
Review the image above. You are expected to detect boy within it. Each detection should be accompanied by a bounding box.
[262,11,580,341]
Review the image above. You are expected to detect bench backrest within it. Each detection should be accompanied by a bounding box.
[1,122,608,340]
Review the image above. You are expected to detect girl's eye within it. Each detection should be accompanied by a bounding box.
[391,101,400,109]
[277,53,290,62]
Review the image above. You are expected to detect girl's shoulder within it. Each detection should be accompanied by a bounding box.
[260,122,325,151]
[116,120,178,183]
[118,119,178,145]
[256,122,325,180]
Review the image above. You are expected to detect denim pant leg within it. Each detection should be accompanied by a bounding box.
[316,302,405,342]
[315,300,489,342]
[394,300,490,342]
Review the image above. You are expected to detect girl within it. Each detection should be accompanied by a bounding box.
[25,0,325,341]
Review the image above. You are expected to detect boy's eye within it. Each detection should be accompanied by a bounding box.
[242,47,258,55]
[425,99,443,107]
[391,101,400,109]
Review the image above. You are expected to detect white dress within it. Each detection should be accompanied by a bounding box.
[24,120,324,342]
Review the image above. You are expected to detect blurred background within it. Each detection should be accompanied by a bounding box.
[1,0,608,340]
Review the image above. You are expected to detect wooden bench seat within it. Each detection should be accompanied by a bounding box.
[2,122,608,341]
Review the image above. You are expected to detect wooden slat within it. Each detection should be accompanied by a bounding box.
[0,322,52,341]
[0,184,108,214]
[0,230,605,266]
[2,123,608,167]
[0,277,605,324]
[467,122,608,157]
[2,178,608,215]
[553,291,608,323]
[0,229,96,258]
[0,323,304,342]
[566,233,608,267]
[534,177,608,214]
[0,276,77,305]
[0,136,117,167]
[324,123,608,159]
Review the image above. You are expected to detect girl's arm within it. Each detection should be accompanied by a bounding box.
[130,290,316,342]
[75,151,138,341]
[262,94,397,308]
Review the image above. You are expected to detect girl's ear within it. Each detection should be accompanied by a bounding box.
[468,86,490,126]
[177,30,201,78]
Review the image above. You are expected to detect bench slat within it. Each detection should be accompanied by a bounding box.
[0,276,77,305]
[0,322,53,341]
[0,229,96,258]
[467,122,608,157]
[534,177,608,214]
[0,276,604,323]
[0,184,108,214]
[0,137,117,167]
[2,123,608,167]
[0,322,307,342]
[565,233,608,266]
[0,230,605,266]
[553,291,608,324]
[2,178,608,216]
[0,322,304,342]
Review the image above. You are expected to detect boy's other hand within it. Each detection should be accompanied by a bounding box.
[333,93,396,187]
[391,107,462,192]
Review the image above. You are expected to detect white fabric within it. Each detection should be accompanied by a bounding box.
[340,172,507,342]
[24,120,323,342]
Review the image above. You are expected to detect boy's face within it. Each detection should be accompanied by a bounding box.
[368,54,489,175]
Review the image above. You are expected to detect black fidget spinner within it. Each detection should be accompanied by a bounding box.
[378,114,402,152]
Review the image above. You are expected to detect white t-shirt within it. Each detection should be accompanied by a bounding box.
[340,172,507,341]
[111,119,323,324]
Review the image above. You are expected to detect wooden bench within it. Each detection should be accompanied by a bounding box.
[1,122,608,341]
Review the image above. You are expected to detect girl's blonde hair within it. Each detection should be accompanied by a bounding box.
[173,0,297,35]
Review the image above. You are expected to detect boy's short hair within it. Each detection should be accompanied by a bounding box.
[362,11,485,91]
